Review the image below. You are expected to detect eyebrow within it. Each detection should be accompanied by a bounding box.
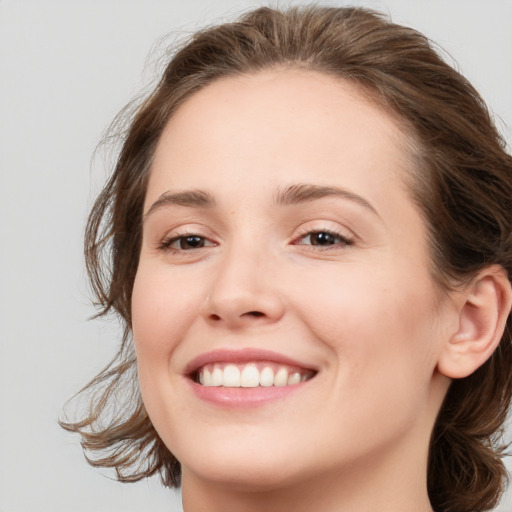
[144,183,380,220]
[274,183,380,217]
[144,189,215,220]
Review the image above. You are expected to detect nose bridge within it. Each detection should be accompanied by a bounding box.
[203,235,284,326]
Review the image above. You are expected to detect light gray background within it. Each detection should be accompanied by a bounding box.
[1,0,511,511]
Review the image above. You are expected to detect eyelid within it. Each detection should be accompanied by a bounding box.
[293,229,354,248]
[153,220,356,255]
[291,222,356,245]
[155,222,219,254]
[160,232,216,250]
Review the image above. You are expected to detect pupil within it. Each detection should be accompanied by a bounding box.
[313,232,335,245]
[182,236,204,249]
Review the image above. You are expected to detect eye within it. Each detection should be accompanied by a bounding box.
[294,230,353,248]
[160,234,215,252]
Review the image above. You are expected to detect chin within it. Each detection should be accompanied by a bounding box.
[182,455,307,492]
[172,428,313,491]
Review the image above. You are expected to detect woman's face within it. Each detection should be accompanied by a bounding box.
[132,69,454,491]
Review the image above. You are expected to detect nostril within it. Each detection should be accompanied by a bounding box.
[246,311,264,317]
[207,311,267,322]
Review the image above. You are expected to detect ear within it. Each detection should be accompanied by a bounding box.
[437,265,512,379]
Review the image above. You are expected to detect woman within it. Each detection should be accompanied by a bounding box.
[63,6,512,512]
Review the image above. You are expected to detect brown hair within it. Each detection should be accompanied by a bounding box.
[61,6,512,512]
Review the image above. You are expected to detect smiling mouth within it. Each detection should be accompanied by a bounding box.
[194,362,316,388]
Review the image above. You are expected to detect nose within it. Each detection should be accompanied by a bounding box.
[201,244,285,329]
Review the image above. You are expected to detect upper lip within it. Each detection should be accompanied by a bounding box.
[184,348,318,377]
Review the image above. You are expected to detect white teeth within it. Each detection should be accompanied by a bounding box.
[201,367,211,386]
[197,363,312,387]
[240,365,260,387]
[211,366,223,386]
[259,366,274,387]
[274,367,289,387]
[223,364,240,387]
[288,372,301,385]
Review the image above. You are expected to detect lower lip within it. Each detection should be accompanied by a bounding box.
[188,380,309,408]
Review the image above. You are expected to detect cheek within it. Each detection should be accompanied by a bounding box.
[131,265,201,385]
[290,261,440,383]
[292,267,441,448]
[131,264,204,437]
[133,262,199,339]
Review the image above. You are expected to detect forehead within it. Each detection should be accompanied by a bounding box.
[148,68,414,207]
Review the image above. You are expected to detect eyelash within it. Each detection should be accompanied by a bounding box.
[158,233,216,253]
[158,228,354,254]
[292,229,354,249]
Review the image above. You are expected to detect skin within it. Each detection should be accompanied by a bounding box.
[131,69,461,512]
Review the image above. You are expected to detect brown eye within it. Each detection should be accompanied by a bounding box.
[297,231,352,247]
[178,236,206,249]
[309,232,339,246]
[161,234,215,252]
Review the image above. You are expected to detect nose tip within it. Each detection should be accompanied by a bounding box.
[202,270,285,328]
[205,295,285,328]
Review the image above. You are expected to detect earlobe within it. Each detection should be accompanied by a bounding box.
[437,265,512,379]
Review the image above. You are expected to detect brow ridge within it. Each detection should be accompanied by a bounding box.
[144,189,215,220]
[274,183,379,216]
[144,183,379,219]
